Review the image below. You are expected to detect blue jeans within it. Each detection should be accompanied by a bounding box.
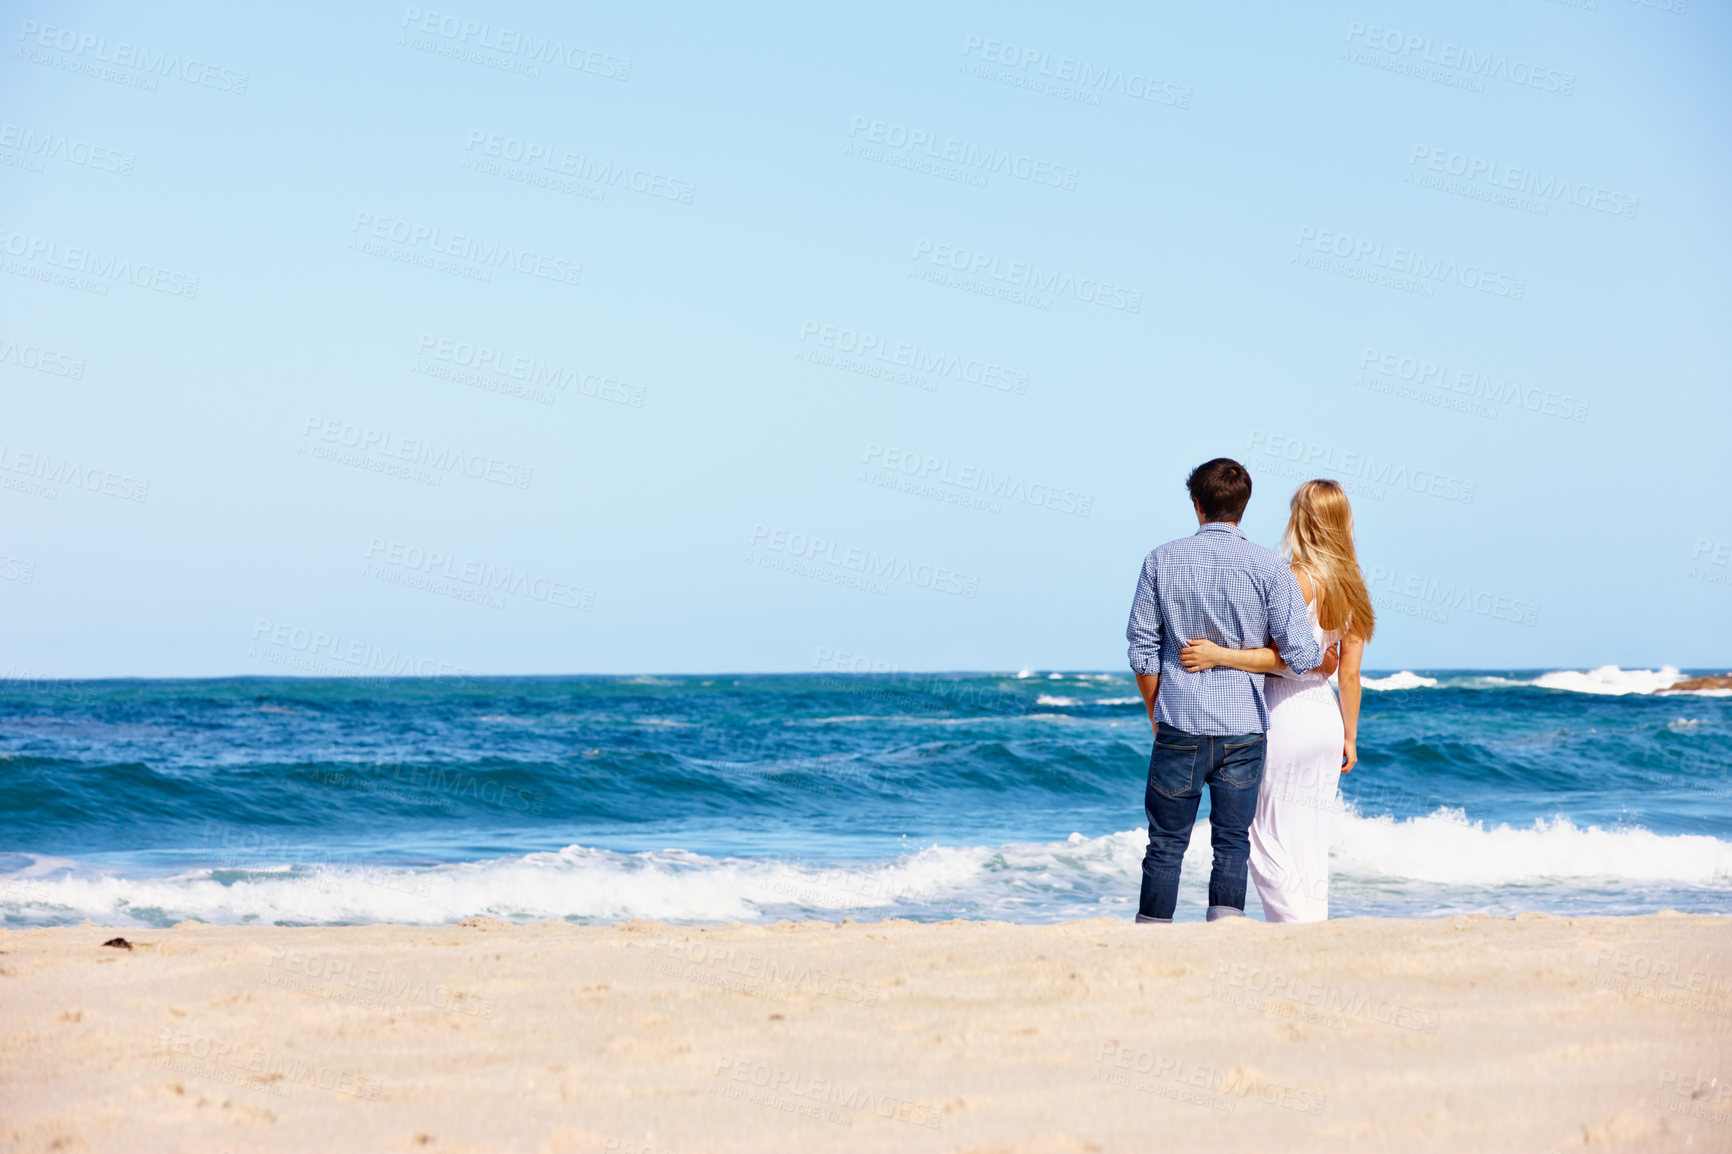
[1138,723,1267,921]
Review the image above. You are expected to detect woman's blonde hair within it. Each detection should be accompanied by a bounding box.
[1283,479,1375,641]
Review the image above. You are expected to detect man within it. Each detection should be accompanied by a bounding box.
[1124,458,1322,923]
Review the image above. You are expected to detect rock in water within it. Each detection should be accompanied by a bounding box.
[1659,674,1732,692]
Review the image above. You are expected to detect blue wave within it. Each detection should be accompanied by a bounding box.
[1,671,1727,924]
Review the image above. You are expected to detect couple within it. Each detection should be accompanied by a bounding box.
[1125,458,1375,924]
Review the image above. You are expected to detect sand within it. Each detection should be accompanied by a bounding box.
[2,913,1729,1152]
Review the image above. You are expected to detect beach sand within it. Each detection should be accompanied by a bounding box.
[2,913,1729,1153]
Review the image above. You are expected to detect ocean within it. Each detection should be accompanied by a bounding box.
[1,668,1727,927]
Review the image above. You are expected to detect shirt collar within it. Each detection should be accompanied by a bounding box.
[1196,521,1246,538]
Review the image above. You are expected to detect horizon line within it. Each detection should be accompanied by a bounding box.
[0,665,1722,684]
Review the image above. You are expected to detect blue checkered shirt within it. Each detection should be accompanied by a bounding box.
[1125,522,1323,735]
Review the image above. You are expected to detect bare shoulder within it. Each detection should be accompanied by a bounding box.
[1290,565,1315,604]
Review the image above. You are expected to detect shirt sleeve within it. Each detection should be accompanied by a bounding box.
[1265,564,1323,676]
[1125,554,1163,675]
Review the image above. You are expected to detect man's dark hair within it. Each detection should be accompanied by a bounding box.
[1186,458,1252,523]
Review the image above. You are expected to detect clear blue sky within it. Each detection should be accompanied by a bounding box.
[3,0,1728,676]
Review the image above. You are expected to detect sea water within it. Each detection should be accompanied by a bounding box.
[1,667,1726,926]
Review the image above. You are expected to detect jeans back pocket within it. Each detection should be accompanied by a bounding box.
[1149,738,1199,799]
[1218,734,1266,789]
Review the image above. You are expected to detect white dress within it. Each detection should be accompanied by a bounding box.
[1249,594,1343,923]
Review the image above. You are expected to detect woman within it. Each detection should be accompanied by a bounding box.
[1177,479,1374,922]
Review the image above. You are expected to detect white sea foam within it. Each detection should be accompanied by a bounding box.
[1529,665,1686,695]
[6,810,1730,928]
[1331,809,1732,885]
[1035,694,1140,707]
[1361,671,1439,691]
[1034,695,1081,707]
[0,841,1136,927]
